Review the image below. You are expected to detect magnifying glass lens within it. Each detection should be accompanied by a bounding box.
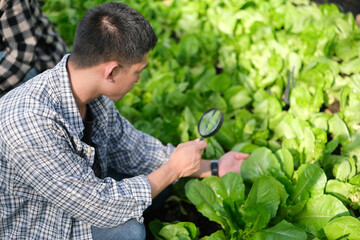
[198,108,224,140]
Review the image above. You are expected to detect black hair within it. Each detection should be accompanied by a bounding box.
[69,2,157,68]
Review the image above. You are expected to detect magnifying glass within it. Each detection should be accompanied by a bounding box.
[198,108,224,141]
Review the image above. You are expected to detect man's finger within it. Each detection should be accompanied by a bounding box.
[197,140,208,149]
[233,152,249,159]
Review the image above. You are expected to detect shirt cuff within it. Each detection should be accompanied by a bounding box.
[122,175,152,223]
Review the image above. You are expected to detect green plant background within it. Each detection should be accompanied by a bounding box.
[42,0,360,239]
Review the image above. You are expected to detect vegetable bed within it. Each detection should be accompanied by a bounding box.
[43,0,360,239]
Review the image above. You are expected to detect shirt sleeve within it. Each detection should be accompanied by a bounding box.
[1,111,152,227]
[0,0,36,92]
[107,105,175,176]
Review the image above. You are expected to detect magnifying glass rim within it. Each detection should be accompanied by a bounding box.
[198,108,224,138]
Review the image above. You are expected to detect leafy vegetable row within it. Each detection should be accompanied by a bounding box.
[42,0,360,239]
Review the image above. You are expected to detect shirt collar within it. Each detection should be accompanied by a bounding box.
[53,54,109,139]
[54,54,84,138]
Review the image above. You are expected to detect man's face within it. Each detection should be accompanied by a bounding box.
[107,54,148,101]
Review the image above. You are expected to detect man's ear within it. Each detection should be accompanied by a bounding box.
[104,61,119,82]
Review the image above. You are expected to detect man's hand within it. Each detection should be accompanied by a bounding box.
[166,139,208,179]
[218,152,249,177]
[147,139,207,198]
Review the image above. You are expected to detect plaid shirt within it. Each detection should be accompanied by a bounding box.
[0,0,68,94]
[0,55,174,239]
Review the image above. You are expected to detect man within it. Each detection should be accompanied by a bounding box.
[0,0,68,96]
[0,2,248,239]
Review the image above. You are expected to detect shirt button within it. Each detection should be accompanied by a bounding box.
[87,148,92,154]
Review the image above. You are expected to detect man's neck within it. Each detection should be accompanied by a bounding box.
[66,61,100,121]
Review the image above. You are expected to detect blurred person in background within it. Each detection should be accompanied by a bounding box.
[0,0,68,96]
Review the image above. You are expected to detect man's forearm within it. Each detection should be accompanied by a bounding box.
[147,160,211,199]
[146,163,178,199]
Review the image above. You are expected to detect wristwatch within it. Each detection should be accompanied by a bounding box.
[210,160,218,176]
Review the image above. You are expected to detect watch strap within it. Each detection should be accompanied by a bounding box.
[210,160,218,176]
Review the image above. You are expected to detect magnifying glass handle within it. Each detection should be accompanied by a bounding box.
[200,136,204,141]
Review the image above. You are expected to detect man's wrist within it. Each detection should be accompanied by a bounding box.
[210,160,218,176]
[163,162,180,182]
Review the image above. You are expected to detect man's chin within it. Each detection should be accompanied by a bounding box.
[105,94,124,102]
[114,96,124,102]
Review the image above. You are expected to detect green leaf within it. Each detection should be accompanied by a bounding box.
[323,154,348,177]
[270,112,296,140]
[242,119,256,140]
[245,175,288,219]
[202,176,228,201]
[341,130,360,167]
[324,216,360,240]
[287,200,307,218]
[333,157,356,181]
[282,138,301,167]
[178,121,190,142]
[193,67,216,93]
[293,195,349,237]
[231,142,260,154]
[289,86,324,121]
[159,223,196,240]
[202,230,226,240]
[275,147,294,179]
[240,147,282,183]
[204,138,225,160]
[213,199,242,236]
[221,172,245,202]
[118,105,142,123]
[253,89,282,119]
[165,90,188,108]
[310,113,332,132]
[224,86,252,110]
[251,220,307,240]
[243,204,271,232]
[300,58,338,90]
[149,220,199,240]
[341,57,360,75]
[149,219,165,239]
[334,39,359,61]
[175,2,202,35]
[303,127,316,164]
[185,179,229,231]
[209,93,228,114]
[287,52,302,77]
[207,7,237,35]
[209,74,232,93]
[325,179,356,205]
[328,114,351,144]
[349,174,360,185]
[178,34,201,66]
[292,164,327,203]
[178,222,199,240]
[215,121,237,151]
[340,86,360,132]
[142,104,158,120]
[324,137,340,156]
[291,118,309,140]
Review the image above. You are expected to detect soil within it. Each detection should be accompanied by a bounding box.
[144,196,222,239]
